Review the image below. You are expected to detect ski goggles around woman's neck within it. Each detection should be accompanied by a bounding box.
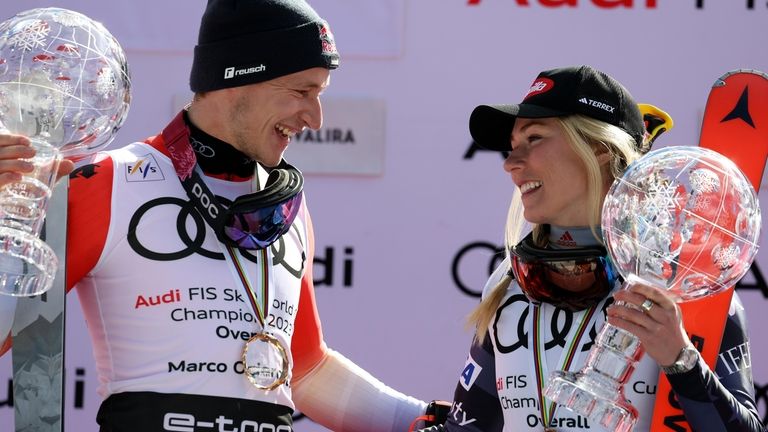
[509,233,619,311]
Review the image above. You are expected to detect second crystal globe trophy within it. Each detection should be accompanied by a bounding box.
[544,146,761,431]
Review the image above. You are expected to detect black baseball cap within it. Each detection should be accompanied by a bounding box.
[469,65,645,152]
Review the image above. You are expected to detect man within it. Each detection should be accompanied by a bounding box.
[0,1,427,430]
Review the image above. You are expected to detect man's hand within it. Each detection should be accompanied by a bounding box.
[0,134,75,188]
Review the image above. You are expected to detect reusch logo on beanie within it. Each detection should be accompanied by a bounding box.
[190,0,340,93]
[223,64,266,80]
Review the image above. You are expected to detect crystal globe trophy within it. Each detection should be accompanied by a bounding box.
[543,146,761,431]
[0,8,130,296]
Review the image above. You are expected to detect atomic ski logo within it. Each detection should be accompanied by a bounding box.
[721,86,755,128]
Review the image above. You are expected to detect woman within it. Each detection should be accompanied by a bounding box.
[419,66,763,431]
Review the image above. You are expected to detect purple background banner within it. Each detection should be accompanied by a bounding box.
[1,1,767,431]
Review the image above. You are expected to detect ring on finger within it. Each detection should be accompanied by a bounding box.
[640,298,654,314]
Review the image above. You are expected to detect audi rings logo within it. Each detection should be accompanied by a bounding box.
[451,241,504,297]
[190,137,215,158]
[127,196,305,278]
[490,293,609,355]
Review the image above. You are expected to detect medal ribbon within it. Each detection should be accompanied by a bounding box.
[531,303,597,430]
[223,246,270,328]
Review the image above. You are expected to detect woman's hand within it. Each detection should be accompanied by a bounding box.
[0,134,75,188]
[607,284,689,367]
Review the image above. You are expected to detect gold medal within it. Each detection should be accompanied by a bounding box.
[224,247,290,391]
[242,332,289,391]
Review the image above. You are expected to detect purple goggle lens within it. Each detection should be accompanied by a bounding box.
[223,192,304,250]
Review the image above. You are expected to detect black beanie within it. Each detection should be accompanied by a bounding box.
[189,0,340,92]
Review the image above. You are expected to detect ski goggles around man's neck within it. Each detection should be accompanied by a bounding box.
[509,233,619,311]
[183,159,304,250]
[222,161,304,249]
[161,113,304,250]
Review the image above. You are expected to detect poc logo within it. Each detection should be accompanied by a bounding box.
[224,64,266,79]
[191,182,219,219]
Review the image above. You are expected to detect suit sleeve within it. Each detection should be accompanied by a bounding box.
[437,332,504,432]
[289,206,328,380]
[66,154,113,291]
[288,205,426,432]
[667,292,764,432]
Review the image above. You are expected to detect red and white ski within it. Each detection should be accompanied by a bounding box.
[651,69,768,431]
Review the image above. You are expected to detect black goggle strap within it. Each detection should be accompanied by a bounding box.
[228,160,304,213]
[182,166,232,239]
[160,113,231,241]
[511,233,609,263]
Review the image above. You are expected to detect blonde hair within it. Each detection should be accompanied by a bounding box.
[467,114,642,342]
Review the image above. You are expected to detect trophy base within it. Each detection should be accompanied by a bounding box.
[544,370,637,432]
[0,226,58,297]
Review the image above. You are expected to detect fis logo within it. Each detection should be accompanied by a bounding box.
[126,154,164,182]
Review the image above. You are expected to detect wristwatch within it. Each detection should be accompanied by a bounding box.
[661,344,699,375]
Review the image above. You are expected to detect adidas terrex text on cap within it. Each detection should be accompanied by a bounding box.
[189,0,340,93]
[469,65,645,152]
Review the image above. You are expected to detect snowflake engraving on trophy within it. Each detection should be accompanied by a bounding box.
[7,19,50,51]
[0,8,130,296]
